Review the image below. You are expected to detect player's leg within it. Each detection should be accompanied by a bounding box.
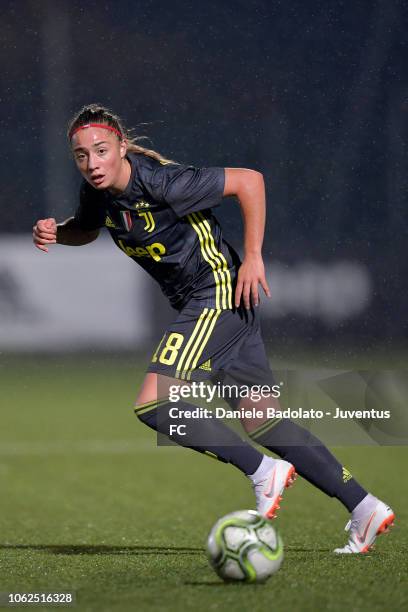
[213,372,296,519]
[169,304,297,519]
[248,409,395,552]
[247,407,369,514]
[229,395,296,520]
[226,311,368,510]
[133,328,264,477]
[223,309,395,550]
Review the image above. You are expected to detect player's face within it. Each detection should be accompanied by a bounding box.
[71,127,128,191]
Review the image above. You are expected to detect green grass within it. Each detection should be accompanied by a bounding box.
[0,357,406,611]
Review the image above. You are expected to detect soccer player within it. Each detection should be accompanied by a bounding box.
[33,104,394,553]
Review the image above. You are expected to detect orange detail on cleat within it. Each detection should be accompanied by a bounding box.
[360,513,395,552]
[376,514,395,536]
[285,467,297,488]
[361,544,371,553]
[265,467,297,520]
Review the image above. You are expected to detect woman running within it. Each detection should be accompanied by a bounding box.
[33,104,394,553]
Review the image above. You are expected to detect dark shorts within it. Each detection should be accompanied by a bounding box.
[147,304,274,401]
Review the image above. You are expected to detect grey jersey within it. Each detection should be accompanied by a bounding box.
[74,153,240,311]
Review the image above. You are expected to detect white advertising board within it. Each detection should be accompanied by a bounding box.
[0,235,151,350]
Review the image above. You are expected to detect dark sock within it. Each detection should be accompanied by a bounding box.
[250,419,367,512]
[135,399,263,476]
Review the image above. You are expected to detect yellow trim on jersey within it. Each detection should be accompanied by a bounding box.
[187,215,222,310]
[175,308,210,378]
[196,212,233,309]
[191,212,226,309]
[187,212,232,310]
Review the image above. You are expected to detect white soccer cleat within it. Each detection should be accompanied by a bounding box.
[253,459,297,520]
[334,498,395,554]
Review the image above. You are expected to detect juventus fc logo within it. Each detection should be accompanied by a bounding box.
[138,211,155,233]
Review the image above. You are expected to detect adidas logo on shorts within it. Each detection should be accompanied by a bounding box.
[198,359,212,372]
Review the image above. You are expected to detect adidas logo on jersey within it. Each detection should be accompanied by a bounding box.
[199,359,212,372]
[105,215,116,228]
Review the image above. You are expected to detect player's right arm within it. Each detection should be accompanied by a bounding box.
[33,217,99,252]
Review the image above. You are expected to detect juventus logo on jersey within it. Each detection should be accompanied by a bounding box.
[138,211,155,233]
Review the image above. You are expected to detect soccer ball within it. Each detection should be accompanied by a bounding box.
[206,510,283,583]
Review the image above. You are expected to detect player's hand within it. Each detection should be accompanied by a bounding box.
[33,218,57,253]
[235,253,271,309]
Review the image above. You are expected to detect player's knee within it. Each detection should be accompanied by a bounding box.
[133,379,160,422]
[134,372,161,407]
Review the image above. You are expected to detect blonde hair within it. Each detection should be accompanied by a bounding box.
[67,103,176,164]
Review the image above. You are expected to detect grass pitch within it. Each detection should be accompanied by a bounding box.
[0,356,406,611]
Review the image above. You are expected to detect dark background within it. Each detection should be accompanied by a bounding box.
[1,0,407,351]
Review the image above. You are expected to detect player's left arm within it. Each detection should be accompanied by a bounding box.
[223,168,271,309]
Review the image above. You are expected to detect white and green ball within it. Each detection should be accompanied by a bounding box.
[206,510,283,583]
